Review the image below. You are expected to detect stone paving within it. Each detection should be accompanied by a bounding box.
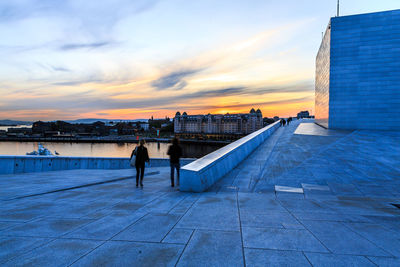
[1,119,399,266]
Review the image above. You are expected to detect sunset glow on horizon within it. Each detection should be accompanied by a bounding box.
[1,0,398,121]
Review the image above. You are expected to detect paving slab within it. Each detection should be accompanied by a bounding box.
[4,238,101,267]
[362,215,400,232]
[168,194,200,214]
[0,236,52,264]
[0,221,23,232]
[238,193,286,213]
[240,211,302,229]
[278,199,330,213]
[0,210,44,222]
[304,252,376,267]
[368,256,400,267]
[302,220,391,256]
[113,213,180,242]
[139,191,187,213]
[343,222,400,257]
[176,194,240,231]
[242,227,328,252]
[162,228,194,244]
[292,211,370,223]
[177,230,243,266]
[66,211,147,240]
[4,218,94,238]
[73,241,184,267]
[245,248,311,266]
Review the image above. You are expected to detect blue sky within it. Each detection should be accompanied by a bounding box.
[0,0,398,120]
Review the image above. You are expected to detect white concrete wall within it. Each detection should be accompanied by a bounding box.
[0,156,195,175]
[180,121,281,192]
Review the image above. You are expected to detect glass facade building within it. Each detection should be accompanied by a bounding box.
[315,9,400,130]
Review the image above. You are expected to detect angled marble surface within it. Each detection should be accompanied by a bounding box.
[0,119,399,266]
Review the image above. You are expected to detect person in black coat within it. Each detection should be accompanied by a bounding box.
[167,137,182,187]
[131,139,149,187]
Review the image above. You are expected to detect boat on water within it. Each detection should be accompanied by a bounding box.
[26,143,57,156]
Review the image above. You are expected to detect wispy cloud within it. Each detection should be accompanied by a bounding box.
[0,1,159,24]
[50,65,71,72]
[0,82,312,111]
[59,41,111,51]
[151,69,203,90]
[0,0,323,120]
[52,76,106,86]
[170,96,314,111]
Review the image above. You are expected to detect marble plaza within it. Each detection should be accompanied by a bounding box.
[0,119,399,266]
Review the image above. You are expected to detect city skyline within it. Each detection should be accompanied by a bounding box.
[1,0,399,121]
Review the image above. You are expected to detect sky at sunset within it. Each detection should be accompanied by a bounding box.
[1,0,399,121]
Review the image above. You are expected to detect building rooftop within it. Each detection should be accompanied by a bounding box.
[1,120,399,266]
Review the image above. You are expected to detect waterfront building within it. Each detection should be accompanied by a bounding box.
[174,109,263,138]
[139,123,149,131]
[315,9,400,130]
[297,111,310,119]
[6,127,32,135]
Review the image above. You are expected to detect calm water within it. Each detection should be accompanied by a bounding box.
[0,141,224,159]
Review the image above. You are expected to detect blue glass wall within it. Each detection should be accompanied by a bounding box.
[315,9,400,130]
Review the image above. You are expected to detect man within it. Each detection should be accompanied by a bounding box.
[131,139,149,188]
[167,137,182,187]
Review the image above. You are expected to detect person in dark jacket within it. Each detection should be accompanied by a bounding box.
[167,137,182,187]
[131,139,149,187]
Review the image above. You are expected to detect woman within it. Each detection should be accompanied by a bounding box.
[130,139,149,188]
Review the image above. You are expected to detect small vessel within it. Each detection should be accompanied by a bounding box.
[26,143,54,156]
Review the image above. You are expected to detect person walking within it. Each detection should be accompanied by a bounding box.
[130,139,149,188]
[167,137,182,187]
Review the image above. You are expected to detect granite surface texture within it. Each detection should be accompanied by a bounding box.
[0,119,399,266]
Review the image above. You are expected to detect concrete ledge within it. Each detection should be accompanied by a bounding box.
[180,121,281,192]
[0,156,195,174]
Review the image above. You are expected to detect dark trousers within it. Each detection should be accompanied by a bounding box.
[170,163,180,186]
[136,164,145,185]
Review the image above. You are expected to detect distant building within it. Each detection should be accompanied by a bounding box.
[174,109,263,136]
[297,111,310,119]
[139,123,149,131]
[315,9,400,130]
[7,127,32,135]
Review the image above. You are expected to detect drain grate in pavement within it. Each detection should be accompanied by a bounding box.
[391,203,400,209]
